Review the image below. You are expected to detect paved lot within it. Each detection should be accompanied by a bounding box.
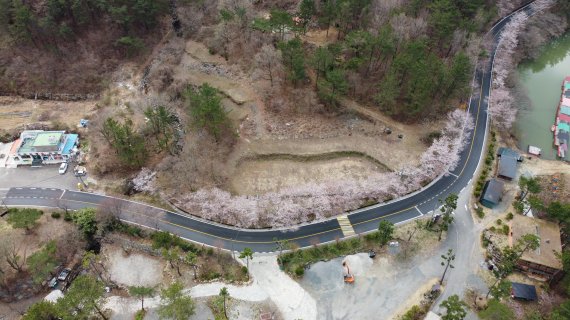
[299,185,488,320]
[0,166,82,190]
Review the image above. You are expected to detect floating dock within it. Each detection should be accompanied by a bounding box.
[553,76,570,161]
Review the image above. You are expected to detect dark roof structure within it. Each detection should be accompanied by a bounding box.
[480,179,504,208]
[497,147,522,161]
[511,282,538,301]
[498,156,518,180]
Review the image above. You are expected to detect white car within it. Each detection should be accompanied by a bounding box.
[58,162,68,174]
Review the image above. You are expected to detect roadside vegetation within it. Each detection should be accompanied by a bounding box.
[279,193,458,276]
[473,131,496,200]
[152,231,248,283]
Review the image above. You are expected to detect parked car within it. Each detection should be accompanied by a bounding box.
[58,162,68,174]
[73,165,86,177]
[57,268,71,281]
[48,277,58,288]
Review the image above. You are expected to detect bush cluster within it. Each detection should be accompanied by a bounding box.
[474,131,497,198]
[151,231,198,253]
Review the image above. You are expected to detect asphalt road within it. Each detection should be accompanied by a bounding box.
[0,3,538,252]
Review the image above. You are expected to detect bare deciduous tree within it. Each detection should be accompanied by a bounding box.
[0,239,27,273]
[253,44,284,87]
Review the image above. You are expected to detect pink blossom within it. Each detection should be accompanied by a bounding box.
[178,110,474,228]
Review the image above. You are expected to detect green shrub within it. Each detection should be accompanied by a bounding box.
[489,226,496,232]
[64,211,73,221]
[502,225,510,235]
[206,247,214,256]
[400,305,424,320]
[241,266,248,275]
[476,207,485,219]
[51,212,61,219]
[7,208,44,232]
[151,231,177,249]
[151,231,196,252]
[135,310,145,320]
[496,219,502,225]
[178,241,196,252]
[481,234,490,248]
[505,212,514,221]
[123,225,144,237]
[294,265,305,277]
[513,200,524,214]
[479,299,515,320]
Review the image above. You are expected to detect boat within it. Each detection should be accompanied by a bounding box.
[553,76,570,161]
[528,145,541,157]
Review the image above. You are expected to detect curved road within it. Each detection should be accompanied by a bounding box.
[1,3,539,252]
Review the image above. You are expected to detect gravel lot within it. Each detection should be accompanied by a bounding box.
[106,247,164,287]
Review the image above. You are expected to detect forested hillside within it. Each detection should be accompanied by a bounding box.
[0,0,171,94]
[0,0,513,120]
[200,0,497,121]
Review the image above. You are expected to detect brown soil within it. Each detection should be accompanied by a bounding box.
[230,156,388,195]
[301,28,340,47]
[150,36,436,196]
[390,278,439,320]
[0,96,97,132]
[536,173,568,207]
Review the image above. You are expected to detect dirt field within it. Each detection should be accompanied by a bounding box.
[104,246,164,288]
[231,155,388,195]
[0,96,97,132]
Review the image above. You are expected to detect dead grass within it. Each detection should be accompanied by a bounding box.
[536,173,568,209]
[230,154,389,195]
[0,96,97,132]
[301,28,340,47]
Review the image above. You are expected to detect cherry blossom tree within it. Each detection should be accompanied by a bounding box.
[176,109,474,228]
[489,0,552,129]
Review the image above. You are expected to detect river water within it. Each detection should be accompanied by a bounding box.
[515,33,570,159]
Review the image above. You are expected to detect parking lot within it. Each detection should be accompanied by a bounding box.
[0,165,85,190]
